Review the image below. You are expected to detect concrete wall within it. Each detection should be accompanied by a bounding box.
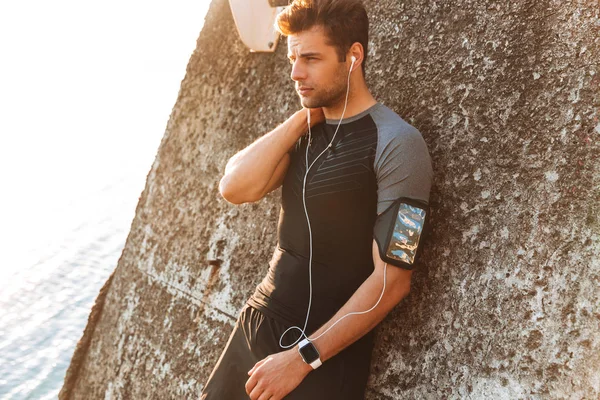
[60,0,599,398]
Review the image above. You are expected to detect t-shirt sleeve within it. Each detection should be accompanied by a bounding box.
[373,121,433,215]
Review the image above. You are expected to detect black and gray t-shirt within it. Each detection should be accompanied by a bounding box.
[246,102,433,332]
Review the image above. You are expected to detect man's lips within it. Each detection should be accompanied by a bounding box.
[297,87,313,95]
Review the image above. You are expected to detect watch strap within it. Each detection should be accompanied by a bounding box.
[309,358,322,369]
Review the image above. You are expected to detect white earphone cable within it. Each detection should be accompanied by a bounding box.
[279,57,386,350]
[311,262,387,341]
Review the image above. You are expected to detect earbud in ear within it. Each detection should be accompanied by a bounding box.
[351,56,356,63]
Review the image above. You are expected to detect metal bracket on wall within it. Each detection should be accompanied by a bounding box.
[228,0,289,52]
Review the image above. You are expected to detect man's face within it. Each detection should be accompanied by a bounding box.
[287,25,348,109]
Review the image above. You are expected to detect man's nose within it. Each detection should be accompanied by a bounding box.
[290,60,306,82]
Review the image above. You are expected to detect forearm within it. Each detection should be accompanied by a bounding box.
[220,110,307,201]
[245,246,414,399]
[305,268,410,363]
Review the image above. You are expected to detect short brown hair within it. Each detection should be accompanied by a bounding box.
[275,0,369,74]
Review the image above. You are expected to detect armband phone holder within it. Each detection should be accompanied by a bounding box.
[373,197,429,270]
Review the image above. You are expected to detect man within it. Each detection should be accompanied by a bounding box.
[202,0,433,399]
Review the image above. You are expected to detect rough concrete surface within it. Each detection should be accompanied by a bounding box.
[60,0,599,399]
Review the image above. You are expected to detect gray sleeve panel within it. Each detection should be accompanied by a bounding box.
[372,104,433,215]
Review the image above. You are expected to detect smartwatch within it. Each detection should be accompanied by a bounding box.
[297,338,322,369]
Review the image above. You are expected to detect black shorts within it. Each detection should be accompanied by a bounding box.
[201,304,375,399]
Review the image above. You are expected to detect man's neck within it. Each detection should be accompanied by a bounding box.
[322,84,378,121]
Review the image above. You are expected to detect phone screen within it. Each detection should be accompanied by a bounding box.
[385,202,427,265]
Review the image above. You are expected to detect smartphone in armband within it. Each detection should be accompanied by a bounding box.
[373,197,429,270]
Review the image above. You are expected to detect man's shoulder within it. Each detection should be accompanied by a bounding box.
[370,103,425,150]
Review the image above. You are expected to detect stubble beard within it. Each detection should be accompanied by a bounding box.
[299,65,349,109]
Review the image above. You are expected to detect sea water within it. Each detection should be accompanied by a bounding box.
[0,0,211,398]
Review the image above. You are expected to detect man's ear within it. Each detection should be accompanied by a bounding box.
[347,42,364,66]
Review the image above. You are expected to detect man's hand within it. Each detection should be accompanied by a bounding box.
[305,107,325,128]
[245,349,312,400]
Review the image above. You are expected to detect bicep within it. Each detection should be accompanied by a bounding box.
[371,238,412,297]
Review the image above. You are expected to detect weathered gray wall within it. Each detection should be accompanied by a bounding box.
[60,0,599,398]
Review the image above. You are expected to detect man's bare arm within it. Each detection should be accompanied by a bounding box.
[303,239,412,362]
[219,108,324,204]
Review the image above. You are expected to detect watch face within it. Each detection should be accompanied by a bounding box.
[299,342,320,363]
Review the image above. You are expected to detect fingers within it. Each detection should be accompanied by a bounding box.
[248,358,266,376]
[246,357,281,399]
[249,382,272,400]
[245,374,258,396]
[256,390,273,400]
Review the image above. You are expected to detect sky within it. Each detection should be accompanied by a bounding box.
[0,0,213,281]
